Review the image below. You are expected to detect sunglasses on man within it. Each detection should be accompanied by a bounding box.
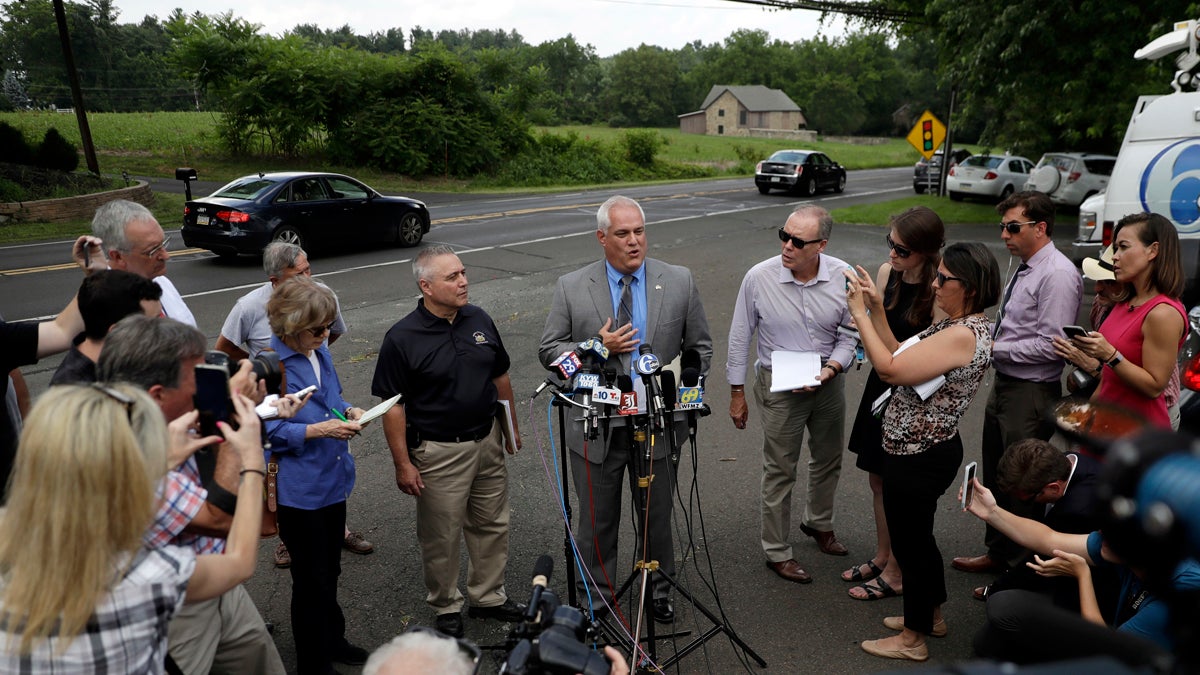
[777,228,825,249]
[1000,220,1038,234]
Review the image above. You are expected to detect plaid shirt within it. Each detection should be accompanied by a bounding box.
[0,545,195,673]
[144,457,226,555]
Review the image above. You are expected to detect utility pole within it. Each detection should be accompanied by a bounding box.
[52,0,100,176]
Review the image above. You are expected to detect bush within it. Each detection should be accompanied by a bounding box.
[34,128,79,172]
[621,130,664,168]
[0,123,32,165]
[487,131,626,186]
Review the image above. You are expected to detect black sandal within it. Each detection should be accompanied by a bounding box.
[848,576,901,601]
[842,559,884,583]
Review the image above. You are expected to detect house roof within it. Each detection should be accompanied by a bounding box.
[700,85,800,112]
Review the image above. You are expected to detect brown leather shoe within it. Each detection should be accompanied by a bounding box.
[800,524,848,556]
[766,559,813,584]
[951,554,1005,574]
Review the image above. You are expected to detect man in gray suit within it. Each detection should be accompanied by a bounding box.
[539,195,712,624]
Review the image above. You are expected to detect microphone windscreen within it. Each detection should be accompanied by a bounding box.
[660,370,677,410]
[617,375,634,393]
[681,348,702,373]
[532,554,553,583]
[639,343,653,355]
[681,367,700,387]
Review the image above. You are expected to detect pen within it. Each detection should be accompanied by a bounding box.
[330,408,348,422]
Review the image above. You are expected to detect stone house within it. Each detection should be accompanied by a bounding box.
[678,85,812,141]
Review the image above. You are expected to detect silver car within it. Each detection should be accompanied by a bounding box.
[1024,152,1116,207]
[946,154,1035,202]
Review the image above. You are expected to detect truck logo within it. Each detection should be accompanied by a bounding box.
[1141,138,1200,233]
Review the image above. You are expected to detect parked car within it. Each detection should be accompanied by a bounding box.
[755,150,846,196]
[913,148,970,193]
[946,154,1035,202]
[181,172,430,257]
[1023,152,1116,207]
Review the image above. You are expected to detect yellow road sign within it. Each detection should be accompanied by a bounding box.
[906,110,946,160]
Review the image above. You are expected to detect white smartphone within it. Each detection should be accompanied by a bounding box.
[294,384,318,398]
[961,461,978,511]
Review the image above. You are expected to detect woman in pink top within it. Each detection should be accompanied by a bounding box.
[1072,213,1187,429]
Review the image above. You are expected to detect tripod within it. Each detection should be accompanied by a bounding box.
[588,408,766,670]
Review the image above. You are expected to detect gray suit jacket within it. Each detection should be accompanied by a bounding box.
[539,258,713,463]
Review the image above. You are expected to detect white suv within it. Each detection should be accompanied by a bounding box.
[1024,152,1116,207]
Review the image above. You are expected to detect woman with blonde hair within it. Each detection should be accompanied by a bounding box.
[265,276,367,674]
[0,384,265,673]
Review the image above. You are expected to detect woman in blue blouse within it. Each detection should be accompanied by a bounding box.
[265,277,366,675]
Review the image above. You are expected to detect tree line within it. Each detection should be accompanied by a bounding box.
[1,0,1184,176]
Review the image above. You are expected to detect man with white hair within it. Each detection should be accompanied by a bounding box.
[91,199,195,326]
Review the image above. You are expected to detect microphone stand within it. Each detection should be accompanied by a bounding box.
[599,400,766,670]
[549,386,589,608]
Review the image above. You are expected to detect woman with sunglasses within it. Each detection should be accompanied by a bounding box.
[1069,213,1186,430]
[0,384,265,672]
[844,206,945,602]
[846,242,1000,662]
[265,276,368,675]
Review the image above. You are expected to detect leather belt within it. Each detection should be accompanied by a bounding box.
[415,421,493,444]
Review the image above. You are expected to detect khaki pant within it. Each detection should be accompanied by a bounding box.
[412,420,510,614]
[755,366,845,562]
[167,583,285,675]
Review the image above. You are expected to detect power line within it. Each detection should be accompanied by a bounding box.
[716,0,924,24]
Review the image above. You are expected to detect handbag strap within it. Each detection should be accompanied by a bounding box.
[266,453,280,512]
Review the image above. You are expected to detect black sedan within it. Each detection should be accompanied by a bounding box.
[181,172,430,257]
[754,150,846,196]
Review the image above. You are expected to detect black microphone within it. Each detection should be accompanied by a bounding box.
[659,370,681,466]
[524,554,554,622]
[635,344,665,429]
[680,348,703,387]
[660,370,677,412]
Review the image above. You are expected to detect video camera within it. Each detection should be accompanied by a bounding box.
[203,349,284,397]
[500,556,613,675]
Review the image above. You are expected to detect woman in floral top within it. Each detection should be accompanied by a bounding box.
[845,241,1000,662]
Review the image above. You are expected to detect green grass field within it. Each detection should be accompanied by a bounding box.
[0,111,988,242]
[832,195,1000,227]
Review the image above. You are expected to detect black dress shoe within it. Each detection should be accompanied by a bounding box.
[333,641,369,666]
[467,598,527,622]
[435,612,465,638]
[652,598,675,623]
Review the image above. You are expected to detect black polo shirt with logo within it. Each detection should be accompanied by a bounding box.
[371,299,510,441]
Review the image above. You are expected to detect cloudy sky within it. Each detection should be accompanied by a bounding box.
[113,0,850,56]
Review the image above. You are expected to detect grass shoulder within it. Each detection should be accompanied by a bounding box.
[833,195,999,227]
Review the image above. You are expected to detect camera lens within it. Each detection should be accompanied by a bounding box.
[250,352,284,397]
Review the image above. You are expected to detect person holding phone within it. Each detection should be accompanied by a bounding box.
[264,277,368,674]
[0,384,266,672]
[845,242,1000,662]
[961,476,1200,668]
[1068,213,1187,430]
[844,206,945,601]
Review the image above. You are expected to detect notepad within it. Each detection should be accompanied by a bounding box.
[769,351,823,392]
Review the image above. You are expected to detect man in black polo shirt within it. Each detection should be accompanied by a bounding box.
[371,245,523,638]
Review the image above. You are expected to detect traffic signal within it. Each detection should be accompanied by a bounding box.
[922,120,934,152]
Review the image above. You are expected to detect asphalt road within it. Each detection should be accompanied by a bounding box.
[9,170,1076,674]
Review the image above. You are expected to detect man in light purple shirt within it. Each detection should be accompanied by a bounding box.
[952,191,1082,578]
[728,205,857,585]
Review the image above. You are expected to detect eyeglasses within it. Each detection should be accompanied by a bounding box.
[886,234,912,258]
[135,235,172,258]
[999,220,1037,234]
[305,321,336,337]
[401,625,481,674]
[92,383,135,423]
[777,228,825,249]
[935,270,963,286]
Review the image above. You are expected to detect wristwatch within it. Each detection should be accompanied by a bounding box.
[1106,351,1124,368]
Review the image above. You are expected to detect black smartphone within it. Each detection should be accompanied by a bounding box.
[194,364,231,438]
[1063,325,1089,339]
[961,461,977,511]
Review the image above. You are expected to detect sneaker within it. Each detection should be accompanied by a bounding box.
[274,541,291,568]
[467,598,526,622]
[435,612,465,638]
[342,531,374,555]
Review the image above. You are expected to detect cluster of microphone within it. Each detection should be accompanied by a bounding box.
[533,339,709,458]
